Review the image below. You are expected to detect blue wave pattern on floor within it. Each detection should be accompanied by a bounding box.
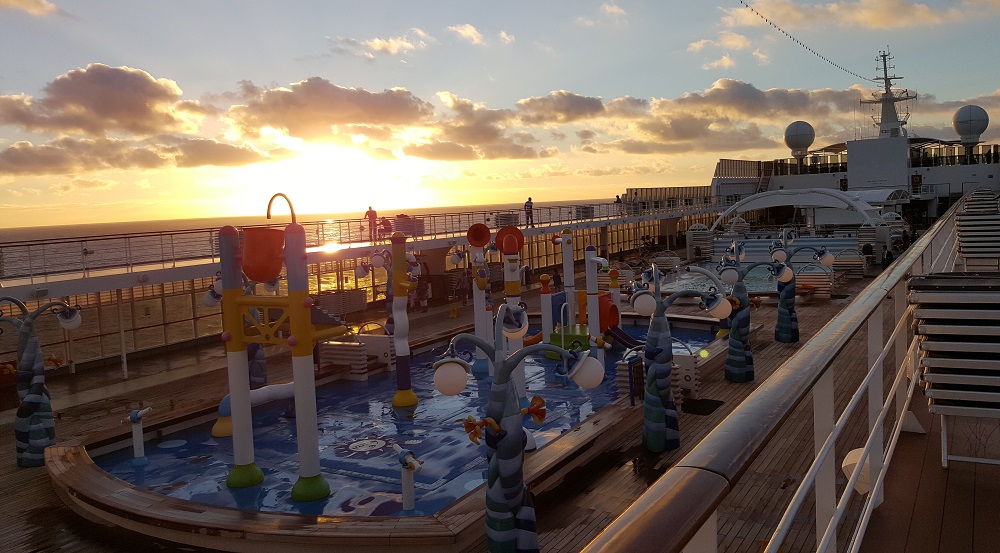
[94,325,713,517]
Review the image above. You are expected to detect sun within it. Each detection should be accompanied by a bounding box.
[221,142,447,217]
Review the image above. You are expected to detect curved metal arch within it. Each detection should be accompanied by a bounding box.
[709,188,886,231]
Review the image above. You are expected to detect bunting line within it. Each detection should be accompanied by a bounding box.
[738,0,875,83]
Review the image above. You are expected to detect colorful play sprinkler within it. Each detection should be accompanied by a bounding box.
[0,296,82,467]
[432,302,604,553]
[465,223,495,377]
[354,236,420,408]
[628,265,732,453]
[497,225,532,409]
[767,229,835,343]
[217,193,351,501]
[716,240,793,383]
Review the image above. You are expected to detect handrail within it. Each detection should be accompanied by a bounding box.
[581,197,964,553]
[0,197,735,284]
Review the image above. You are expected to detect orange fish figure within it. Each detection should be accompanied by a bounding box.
[459,415,501,445]
[749,296,763,309]
[520,396,547,424]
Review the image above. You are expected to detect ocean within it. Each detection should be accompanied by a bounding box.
[0,198,612,243]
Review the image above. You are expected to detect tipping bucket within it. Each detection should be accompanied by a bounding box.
[242,227,285,283]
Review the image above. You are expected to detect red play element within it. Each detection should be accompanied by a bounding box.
[242,227,285,283]
[466,223,492,247]
[495,226,524,254]
[598,292,620,333]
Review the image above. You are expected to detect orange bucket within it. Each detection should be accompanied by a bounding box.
[242,227,285,283]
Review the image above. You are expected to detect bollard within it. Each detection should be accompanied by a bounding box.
[393,443,422,511]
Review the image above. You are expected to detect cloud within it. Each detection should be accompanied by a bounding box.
[50,177,116,195]
[430,92,544,159]
[702,55,736,70]
[447,24,485,45]
[331,28,433,60]
[516,90,605,124]
[722,0,971,31]
[671,79,863,118]
[0,0,58,16]
[170,139,270,167]
[602,3,627,18]
[402,141,479,161]
[753,49,770,65]
[718,31,751,50]
[499,31,515,45]
[688,39,711,53]
[0,136,271,176]
[0,64,203,136]
[227,78,435,139]
[576,3,629,27]
[604,96,649,117]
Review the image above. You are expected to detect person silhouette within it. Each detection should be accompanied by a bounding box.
[524,197,534,227]
[364,206,377,243]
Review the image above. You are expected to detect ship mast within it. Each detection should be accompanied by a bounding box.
[860,50,916,138]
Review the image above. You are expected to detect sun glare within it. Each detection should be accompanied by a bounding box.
[223,144,448,217]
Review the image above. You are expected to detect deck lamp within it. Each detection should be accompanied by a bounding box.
[1,296,83,466]
[432,345,472,396]
[776,264,795,283]
[203,283,223,307]
[814,248,836,267]
[56,304,83,330]
[719,262,740,285]
[203,273,224,307]
[703,293,733,320]
[631,263,734,453]
[500,304,529,339]
[770,241,789,263]
[431,302,605,551]
[630,289,657,317]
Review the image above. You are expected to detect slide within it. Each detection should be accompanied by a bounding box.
[606,325,644,350]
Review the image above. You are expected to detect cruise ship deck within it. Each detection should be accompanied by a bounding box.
[4,190,1000,552]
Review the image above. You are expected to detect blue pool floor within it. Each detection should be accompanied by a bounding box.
[95,325,711,517]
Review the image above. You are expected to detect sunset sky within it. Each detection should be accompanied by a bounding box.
[2,0,999,229]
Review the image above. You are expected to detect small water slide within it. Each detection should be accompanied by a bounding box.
[606,325,643,349]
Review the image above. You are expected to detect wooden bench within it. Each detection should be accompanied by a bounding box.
[833,251,867,279]
[795,268,833,300]
[910,273,1000,468]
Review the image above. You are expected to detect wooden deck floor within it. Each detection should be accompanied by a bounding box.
[4,275,985,552]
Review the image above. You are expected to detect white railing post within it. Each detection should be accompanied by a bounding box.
[814,368,837,550]
[867,302,884,508]
[683,510,718,553]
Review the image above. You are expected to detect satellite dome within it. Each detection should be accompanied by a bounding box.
[784,121,815,157]
[953,105,989,144]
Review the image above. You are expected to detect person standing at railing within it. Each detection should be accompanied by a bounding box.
[524,197,534,227]
[364,206,378,244]
[615,195,623,215]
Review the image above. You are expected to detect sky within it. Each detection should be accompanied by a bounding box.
[2,0,1000,229]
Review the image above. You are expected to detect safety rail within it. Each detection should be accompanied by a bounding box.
[582,197,964,553]
[0,198,740,286]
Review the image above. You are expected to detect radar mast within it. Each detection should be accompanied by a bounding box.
[861,50,916,138]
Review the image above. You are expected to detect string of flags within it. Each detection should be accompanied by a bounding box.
[738,0,876,83]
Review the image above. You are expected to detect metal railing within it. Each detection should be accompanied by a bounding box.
[582,196,964,552]
[0,199,739,286]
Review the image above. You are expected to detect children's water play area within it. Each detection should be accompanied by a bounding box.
[92,323,715,517]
